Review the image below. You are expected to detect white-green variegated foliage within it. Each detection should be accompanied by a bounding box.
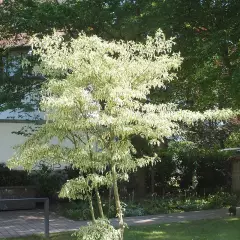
[8,30,183,172]
[7,30,238,239]
[73,219,121,240]
[8,30,236,172]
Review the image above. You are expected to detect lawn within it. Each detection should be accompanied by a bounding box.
[1,218,240,240]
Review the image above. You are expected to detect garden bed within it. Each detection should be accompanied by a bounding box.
[55,192,238,220]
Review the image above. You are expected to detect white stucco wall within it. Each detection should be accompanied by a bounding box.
[0,122,73,169]
[0,101,44,166]
[0,83,44,166]
[0,122,32,165]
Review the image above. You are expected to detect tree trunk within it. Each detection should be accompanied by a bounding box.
[111,165,124,240]
[88,194,96,223]
[108,186,113,218]
[95,187,104,218]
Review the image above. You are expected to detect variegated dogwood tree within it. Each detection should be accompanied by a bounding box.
[8,30,238,240]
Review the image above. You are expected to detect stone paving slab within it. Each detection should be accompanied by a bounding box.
[0,208,238,238]
[0,210,84,238]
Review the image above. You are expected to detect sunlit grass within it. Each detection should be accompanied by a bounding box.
[126,217,240,240]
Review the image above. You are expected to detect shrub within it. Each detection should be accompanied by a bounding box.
[0,163,77,199]
[58,201,92,220]
[73,219,121,240]
[122,202,145,217]
[30,163,68,199]
[177,199,210,211]
[207,192,238,208]
[0,163,30,186]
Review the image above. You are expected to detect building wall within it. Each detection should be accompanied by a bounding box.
[0,122,32,165]
[0,121,75,169]
[232,160,240,193]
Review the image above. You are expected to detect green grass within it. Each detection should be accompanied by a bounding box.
[1,218,240,240]
[126,218,240,240]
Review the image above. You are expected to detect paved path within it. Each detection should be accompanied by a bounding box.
[0,208,238,238]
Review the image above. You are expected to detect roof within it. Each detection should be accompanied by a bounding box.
[0,31,67,49]
[0,107,45,122]
[228,155,240,161]
[230,116,240,125]
[220,148,240,152]
[0,33,30,49]
[0,119,45,124]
